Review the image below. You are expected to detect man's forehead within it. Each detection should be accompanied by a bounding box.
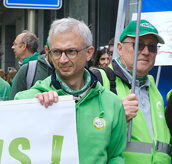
[49,32,84,48]
[16,33,24,41]
[125,35,158,43]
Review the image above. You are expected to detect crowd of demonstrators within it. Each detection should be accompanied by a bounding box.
[93,46,110,68]
[0,16,171,163]
[14,17,127,164]
[10,40,53,100]
[92,19,171,163]
[12,30,40,68]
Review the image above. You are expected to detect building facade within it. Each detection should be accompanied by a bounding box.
[0,0,119,72]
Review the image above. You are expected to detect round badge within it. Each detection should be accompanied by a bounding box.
[93,117,106,129]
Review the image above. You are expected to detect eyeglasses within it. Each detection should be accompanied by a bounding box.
[122,42,160,53]
[48,47,88,59]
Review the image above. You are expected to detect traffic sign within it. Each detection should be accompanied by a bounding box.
[3,0,62,9]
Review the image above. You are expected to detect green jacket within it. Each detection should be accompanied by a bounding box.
[15,71,127,164]
[10,54,53,99]
[92,60,171,164]
[12,52,41,86]
[0,77,11,101]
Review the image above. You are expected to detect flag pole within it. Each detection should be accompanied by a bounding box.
[128,0,142,142]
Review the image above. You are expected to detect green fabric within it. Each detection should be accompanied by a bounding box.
[46,40,49,48]
[0,77,11,101]
[11,52,41,86]
[120,19,164,44]
[90,68,110,90]
[10,54,52,100]
[23,52,40,64]
[167,90,172,101]
[14,76,127,164]
[108,62,113,70]
[116,75,171,164]
[55,69,91,96]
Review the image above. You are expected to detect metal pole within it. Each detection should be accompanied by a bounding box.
[128,0,142,143]
[113,0,127,59]
[28,9,35,33]
[156,66,161,87]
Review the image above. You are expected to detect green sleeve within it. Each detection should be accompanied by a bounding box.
[107,100,127,164]
[10,64,28,100]
[2,83,11,101]
[14,77,53,100]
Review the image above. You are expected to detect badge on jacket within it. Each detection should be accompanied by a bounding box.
[93,117,106,129]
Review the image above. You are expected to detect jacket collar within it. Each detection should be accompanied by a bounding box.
[112,59,131,88]
[51,68,98,90]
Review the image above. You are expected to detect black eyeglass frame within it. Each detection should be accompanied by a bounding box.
[48,46,89,59]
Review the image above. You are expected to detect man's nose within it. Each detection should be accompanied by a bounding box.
[141,45,149,54]
[59,52,69,62]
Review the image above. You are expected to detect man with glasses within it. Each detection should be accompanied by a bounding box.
[14,17,127,164]
[12,30,40,67]
[92,19,171,164]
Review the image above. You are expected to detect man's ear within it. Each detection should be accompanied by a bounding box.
[86,46,94,61]
[22,42,27,50]
[117,42,122,55]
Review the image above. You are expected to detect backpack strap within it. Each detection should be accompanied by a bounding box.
[26,60,38,89]
[100,67,117,94]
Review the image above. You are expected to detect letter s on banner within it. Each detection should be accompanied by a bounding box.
[9,137,31,164]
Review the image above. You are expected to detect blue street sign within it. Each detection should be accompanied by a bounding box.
[3,0,62,9]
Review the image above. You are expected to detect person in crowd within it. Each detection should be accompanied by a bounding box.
[108,37,114,63]
[10,41,53,99]
[0,76,11,101]
[0,69,6,80]
[6,68,17,86]
[14,17,127,164]
[93,46,110,68]
[92,19,171,164]
[165,90,172,135]
[12,30,40,68]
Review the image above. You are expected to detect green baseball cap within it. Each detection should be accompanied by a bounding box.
[120,19,164,44]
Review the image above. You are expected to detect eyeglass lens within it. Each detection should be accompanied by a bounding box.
[136,43,158,53]
[122,42,158,53]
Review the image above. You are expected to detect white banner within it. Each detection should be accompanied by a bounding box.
[0,96,79,164]
[133,11,172,66]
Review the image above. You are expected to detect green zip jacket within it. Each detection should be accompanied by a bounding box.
[10,54,53,99]
[0,77,11,101]
[92,60,171,164]
[15,73,127,164]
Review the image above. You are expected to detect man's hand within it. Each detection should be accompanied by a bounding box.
[122,93,138,121]
[34,91,58,108]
